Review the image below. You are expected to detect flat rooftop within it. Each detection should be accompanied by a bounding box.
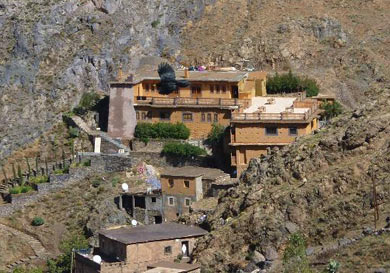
[135,70,248,83]
[100,223,207,245]
[147,261,201,272]
[244,97,310,114]
[160,166,229,180]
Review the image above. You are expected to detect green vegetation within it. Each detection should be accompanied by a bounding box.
[135,122,190,142]
[321,101,343,120]
[92,179,102,188]
[162,143,207,158]
[111,176,121,187]
[151,19,160,28]
[266,71,320,97]
[325,260,340,273]
[47,233,89,273]
[9,267,43,273]
[9,185,33,195]
[68,127,80,138]
[54,166,69,175]
[206,123,225,145]
[283,233,312,273]
[29,175,49,185]
[31,217,45,226]
[73,91,100,116]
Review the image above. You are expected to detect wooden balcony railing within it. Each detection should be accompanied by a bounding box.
[135,97,251,108]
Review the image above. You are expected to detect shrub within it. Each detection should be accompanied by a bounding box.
[92,179,102,188]
[266,71,319,97]
[207,123,225,145]
[31,217,44,226]
[135,122,190,140]
[321,101,343,120]
[162,143,207,158]
[68,127,80,138]
[283,233,312,273]
[81,159,91,167]
[151,19,160,28]
[30,175,48,185]
[325,260,340,273]
[112,177,121,187]
[73,92,100,116]
[10,186,33,195]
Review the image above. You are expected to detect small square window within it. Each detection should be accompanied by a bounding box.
[183,113,193,122]
[160,112,170,121]
[168,179,174,188]
[168,197,175,206]
[184,180,190,188]
[151,197,156,203]
[184,198,191,207]
[164,246,172,255]
[265,127,278,136]
[289,127,298,136]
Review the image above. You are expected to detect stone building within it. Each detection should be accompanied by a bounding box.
[160,166,231,221]
[108,68,267,140]
[75,223,207,273]
[230,96,320,175]
[121,192,163,225]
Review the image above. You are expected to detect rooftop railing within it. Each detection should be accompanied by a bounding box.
[232,102,318,121]
[135,97,251,108]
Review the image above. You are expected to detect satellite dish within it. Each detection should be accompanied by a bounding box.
[121,183,129,192]
[131,219,137,226]
[92,255,102,264]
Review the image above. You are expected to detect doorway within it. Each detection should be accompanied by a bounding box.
[181,241,189,257]
[231,85,239,98]
[154,215,162,224]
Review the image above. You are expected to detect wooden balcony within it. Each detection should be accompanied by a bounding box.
[135,97,251,108]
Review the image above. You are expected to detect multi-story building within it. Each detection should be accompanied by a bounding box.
[160,166,231,221]
[108,69,267,140]
[230,96,320,175]
[75,223,207,273]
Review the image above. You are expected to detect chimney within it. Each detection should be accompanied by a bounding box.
[184,68,189,78]
[117,66,124,81]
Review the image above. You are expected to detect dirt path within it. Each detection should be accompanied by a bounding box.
[0,224,47,271]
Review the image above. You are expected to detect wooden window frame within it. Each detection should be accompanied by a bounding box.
[207,113,212,122]
[182,112,193,122]
[159,111,171,121]
[184,180,190,188]
[289,127,298,136]
[265,127,278,136]
[201,113,206,122]
[184,198,191,207]
[168,197,175,206]
[168,179,174,188]
[214,113,218,122]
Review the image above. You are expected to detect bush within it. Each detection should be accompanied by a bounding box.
[135,122,190,140]
[325,260,340,273]
[31,217,44,226]
[30,175,48,185]
[266,71,319,97]
[68,127,80,138]
[72,92,100,116]
[207,123,225,145]
[321,101,343,120]
[92,179,102,188]
[10,186,33,195]
[283,233,312,273]
[162,143,207,158]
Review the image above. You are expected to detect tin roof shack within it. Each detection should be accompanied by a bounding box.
[230,96,320,176]
[160,167,232,221]
[121,192,163,225]
[75,223,207,273]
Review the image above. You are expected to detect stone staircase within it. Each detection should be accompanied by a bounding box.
[0,224,47,272]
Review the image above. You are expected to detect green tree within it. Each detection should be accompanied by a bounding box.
[321,101,343,120]
[206,123,225,146]
[283,233,312,273]
[266,71,319,97]
[47,233,89,273]
[162,143,207,158]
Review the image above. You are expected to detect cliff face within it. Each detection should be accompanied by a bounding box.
[0,0,215,161]
[191,84,390,271]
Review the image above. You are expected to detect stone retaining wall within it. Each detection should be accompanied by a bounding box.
[130,152,211,168]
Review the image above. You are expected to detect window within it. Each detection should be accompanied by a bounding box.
[141,112,146,120]
[168,179,174,188]
[201,113,206,122]
[168,197,175,206]
[160,112,170,121]
[184,180,190,188]
[191,85,201,95]
[164,246,172,255]
[289,127,298,136]
[151,197,156,203]
[151,84,155,92]
[214,113,218,122]
[136,111,140,120]
[222,85,226,93]
[182,112,193,122]
[184,198,191,207]
[216,85,220,93]
[210,85,214,93]
[144,83,150,92]
[207,113,212,122]
[265,127,278,136]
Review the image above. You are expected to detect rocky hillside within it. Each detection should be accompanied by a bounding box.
[191,83,390,272]
[2,0,390,163]
[0,0,215,161]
